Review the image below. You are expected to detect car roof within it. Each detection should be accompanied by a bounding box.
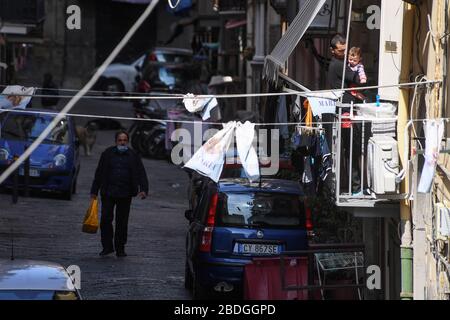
[0,259,75,291]
[218,178,304,195]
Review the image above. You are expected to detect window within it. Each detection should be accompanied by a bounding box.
[217,192,306,228]
[1,114,70,144]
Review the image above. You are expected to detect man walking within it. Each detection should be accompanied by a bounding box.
[90,131,148,257]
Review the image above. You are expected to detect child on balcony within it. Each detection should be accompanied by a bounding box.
[348,47,367,102]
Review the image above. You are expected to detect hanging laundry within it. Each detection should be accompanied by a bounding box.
[302,99,313,127]
[293,95,302,119]
[183,93,218,121]
[305,91,342,117]
[184,121,236,183]
[418,120,445,193]
[302,156,314,185]
[0,85,36,109]
[236,122,260,182]
[276,95,289,139]
[317,133,332,182]
[184,121,260,183]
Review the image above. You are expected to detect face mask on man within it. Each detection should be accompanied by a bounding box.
[117,145,128,152]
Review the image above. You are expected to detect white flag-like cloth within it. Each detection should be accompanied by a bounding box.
[183,93,218,121]
[0,85,36,110]
[236,122,260,182]
[418,120,445,193]
[185,121,236,183]
[184,121,260,182]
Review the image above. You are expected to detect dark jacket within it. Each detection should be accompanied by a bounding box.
[327,57,360,103]
[90,146,148,197]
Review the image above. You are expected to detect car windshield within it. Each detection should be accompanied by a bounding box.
[217,192,306,228]
[1,114,70,144]
[143,65,192,90]
[154,52,192,63]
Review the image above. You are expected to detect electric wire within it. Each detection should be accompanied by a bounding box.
[0,80,442,100]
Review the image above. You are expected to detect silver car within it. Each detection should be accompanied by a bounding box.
[0,259,81,300]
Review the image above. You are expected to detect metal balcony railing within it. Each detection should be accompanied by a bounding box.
[332,102,405,208]
[0,0,45,25]
[217,0,246,14]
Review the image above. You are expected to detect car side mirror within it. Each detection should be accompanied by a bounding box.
[185,209,194,221]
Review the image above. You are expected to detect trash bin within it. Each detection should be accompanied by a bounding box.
[243,257,309,300]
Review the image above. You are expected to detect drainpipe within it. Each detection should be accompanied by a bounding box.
[398,2,415,301]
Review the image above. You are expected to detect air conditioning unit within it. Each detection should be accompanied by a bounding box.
[367,136,399,194]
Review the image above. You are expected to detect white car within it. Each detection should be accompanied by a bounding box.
[97,55,145,93]
[0,259,82,300]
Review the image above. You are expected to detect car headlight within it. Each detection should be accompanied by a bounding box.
[53,154,67,167]
[0,148,10,161]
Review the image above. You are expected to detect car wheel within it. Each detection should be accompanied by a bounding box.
[62,177,74,201]
[184,261,194,291]
[193,273,208,300]
[103,78,124,95]
[72,175,78,194]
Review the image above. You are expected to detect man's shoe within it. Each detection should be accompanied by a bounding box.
[99,249,114,256]
[116,250,127,257]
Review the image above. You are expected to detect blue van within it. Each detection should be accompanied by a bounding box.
[184,178,312,299]
[0,110,80,200]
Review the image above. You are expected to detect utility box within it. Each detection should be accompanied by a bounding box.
[367,136,399,194]
[378,0,404,101]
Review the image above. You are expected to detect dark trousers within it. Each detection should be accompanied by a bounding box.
[100,195,132,251]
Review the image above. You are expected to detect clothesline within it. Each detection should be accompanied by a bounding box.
[0,107,447,127]
[0,79,441,100]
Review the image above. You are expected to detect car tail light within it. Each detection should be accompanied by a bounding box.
[305,203,314,239]
[148,53,157,61]
[138,80,151,93]
[200,193,218,253]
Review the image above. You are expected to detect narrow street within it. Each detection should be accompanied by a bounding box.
[0,98,191,299]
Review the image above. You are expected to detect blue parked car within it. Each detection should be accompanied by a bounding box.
[0,109,80,200]
[184,177,313,299]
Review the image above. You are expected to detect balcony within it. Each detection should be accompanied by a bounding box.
[0,0,45,25]
[216,0,246,15]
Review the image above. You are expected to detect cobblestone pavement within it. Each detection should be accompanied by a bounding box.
[0,100,192,299]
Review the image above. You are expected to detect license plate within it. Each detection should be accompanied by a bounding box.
[19,168,40,177]
[237,243,280,255]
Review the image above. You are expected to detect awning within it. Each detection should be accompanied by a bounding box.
[263,0,326,86]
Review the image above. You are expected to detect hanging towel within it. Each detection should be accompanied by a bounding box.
[418,120,445,193]
[236,122,260,182]
[440,207,450,237]
[183,93,218,121]
[303,99,313,127]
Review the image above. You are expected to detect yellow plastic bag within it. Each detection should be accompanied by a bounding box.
[82,198,99,234]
